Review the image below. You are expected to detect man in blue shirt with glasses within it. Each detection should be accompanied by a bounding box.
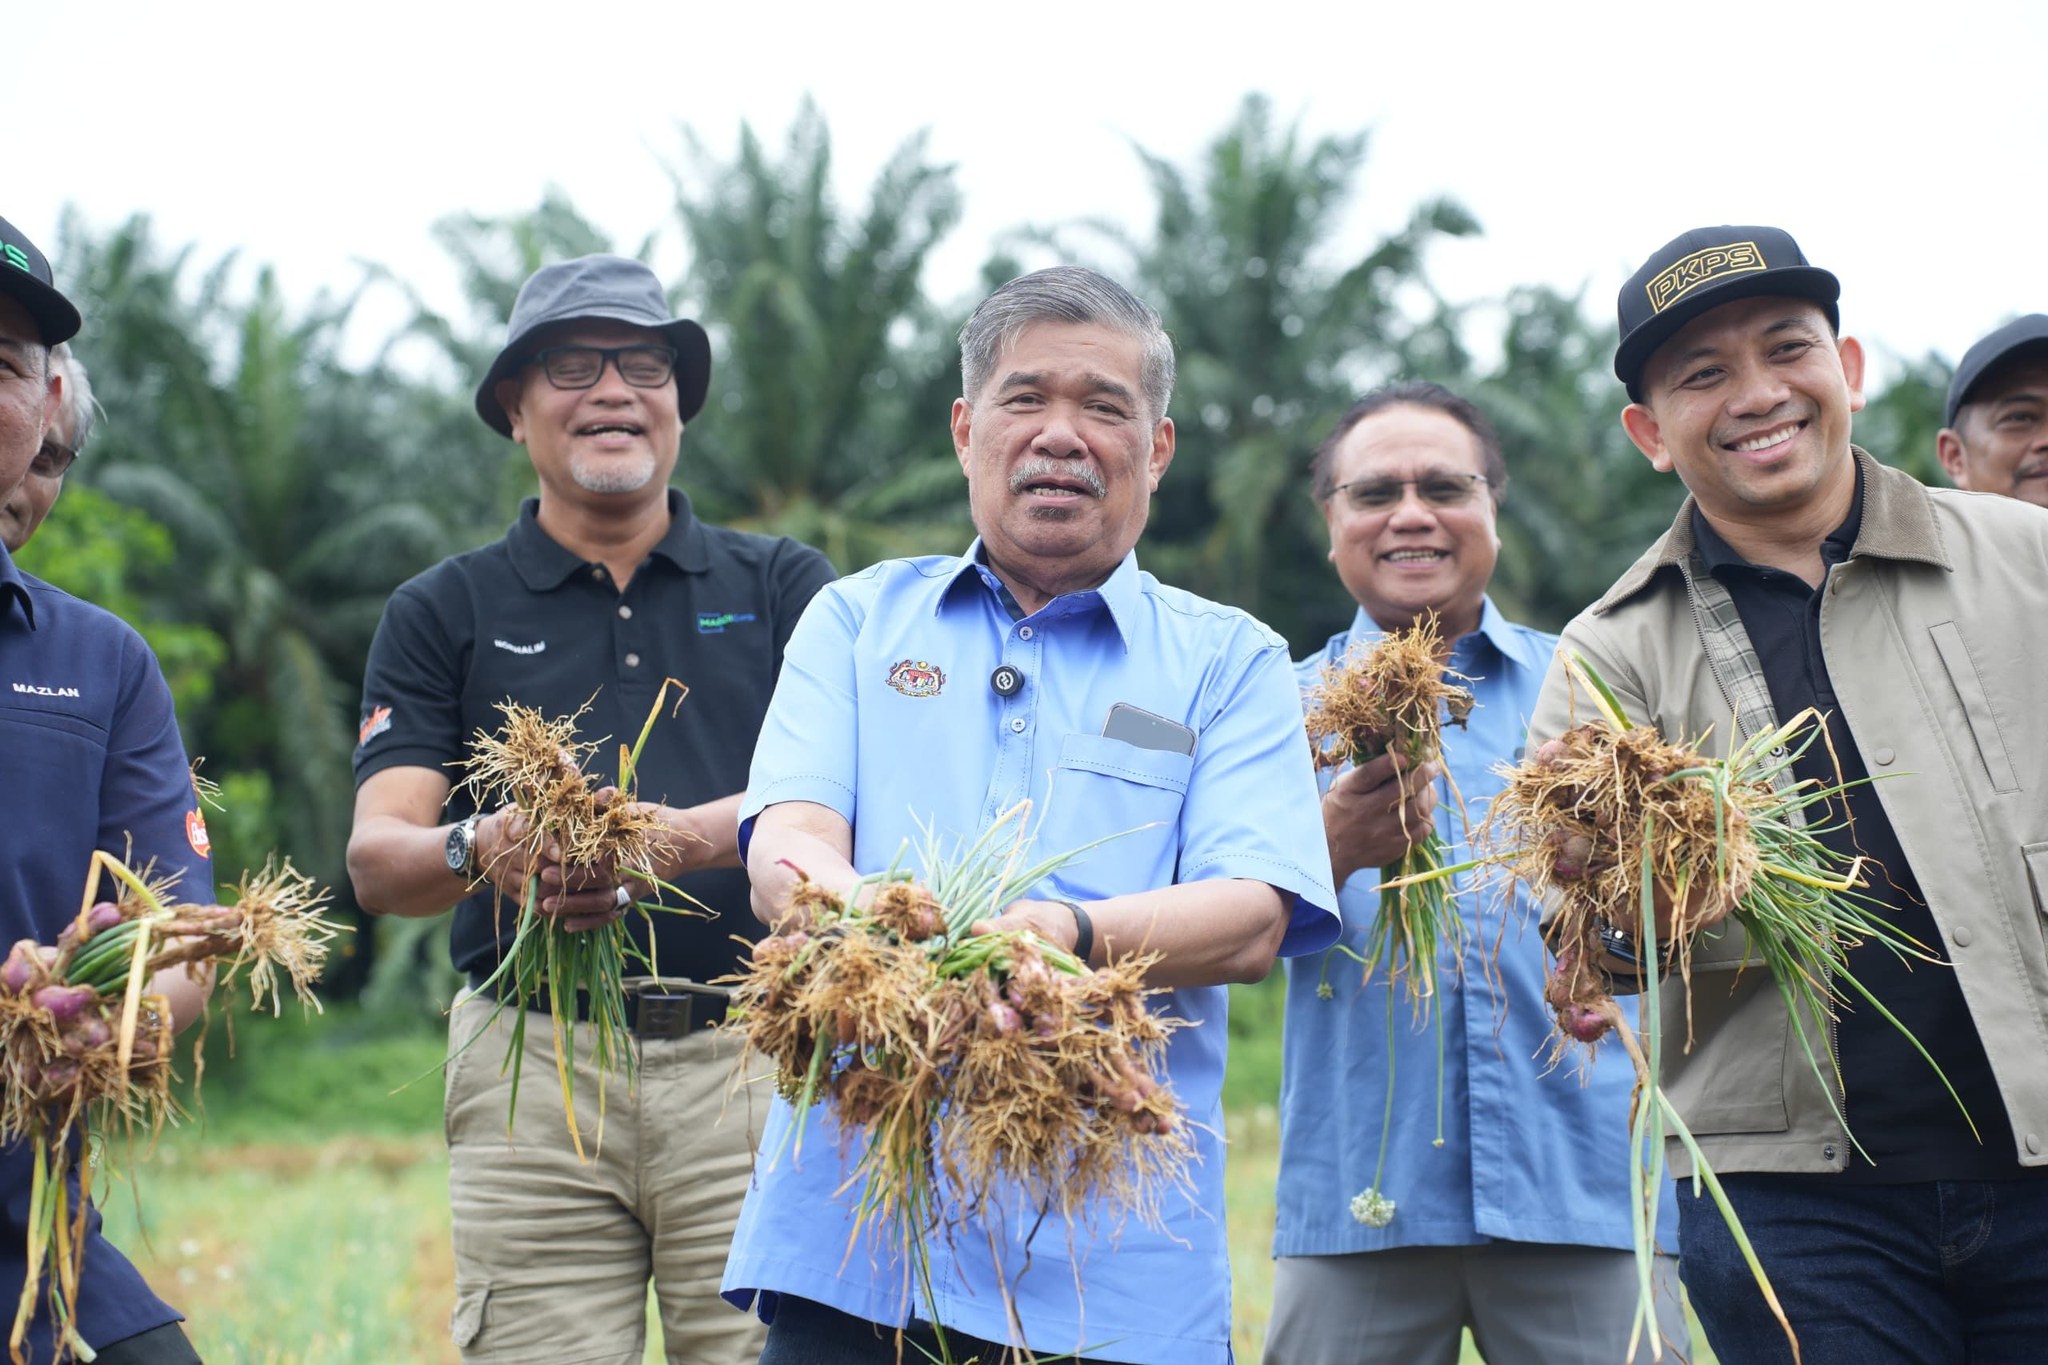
[725,266,1340,1364]
[1267,383,1683,1364]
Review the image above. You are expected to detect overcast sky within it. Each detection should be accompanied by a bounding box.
[10,0,2044,384]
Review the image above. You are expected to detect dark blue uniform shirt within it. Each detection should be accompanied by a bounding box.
[1,543,212,1359]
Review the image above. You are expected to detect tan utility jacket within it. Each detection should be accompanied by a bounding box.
[1530,450,2048,1175]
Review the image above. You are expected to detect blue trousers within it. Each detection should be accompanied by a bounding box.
[1678,1173,2048,1364]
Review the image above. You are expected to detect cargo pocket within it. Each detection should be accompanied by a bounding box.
[2025,841,2048,939]
[1930,622,2020,793]
[1663,970,1791,1135]
[450,1283,489,1348]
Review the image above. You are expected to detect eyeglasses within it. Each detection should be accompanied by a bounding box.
[1328,473,1491,512]
[27,439,76,479]
[527,345,678,390]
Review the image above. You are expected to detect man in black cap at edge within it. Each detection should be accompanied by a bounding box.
[1936,314,2048,510]
[347,254,835,1363]
[1526,225,2048,1363]
[1,215,212,1364]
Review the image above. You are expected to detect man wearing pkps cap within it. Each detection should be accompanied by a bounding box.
[1936,314,2048,509]
[1528,225,2048,1362]
[1,214,213,1363]
[346,254,836,1363]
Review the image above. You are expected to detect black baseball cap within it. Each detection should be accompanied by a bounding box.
[1615,226,1839,402]
[475,254,711,438]
[0,215,82,345]
[1944,314,2048,427]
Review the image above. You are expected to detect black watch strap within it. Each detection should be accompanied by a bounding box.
[1057,899,1094,965]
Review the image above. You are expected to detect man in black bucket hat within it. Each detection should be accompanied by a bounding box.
[1532,225,2048,1364]
[348,254,834,1363]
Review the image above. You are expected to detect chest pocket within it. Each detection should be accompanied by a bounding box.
[1040,732,1193,897]
[1928,621,2020,794]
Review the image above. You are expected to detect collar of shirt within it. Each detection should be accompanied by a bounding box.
[1338,595,1543,675]
[0,542,34,629]
[1691,459,1865,582]
[1593,449,1951,616]
[936,538,1139,650]
[504,486,711,591]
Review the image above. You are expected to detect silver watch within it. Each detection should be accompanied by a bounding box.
[445,814,481,879]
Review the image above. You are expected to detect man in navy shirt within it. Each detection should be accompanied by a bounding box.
[0,341,89,553]
[1,216,211,1363]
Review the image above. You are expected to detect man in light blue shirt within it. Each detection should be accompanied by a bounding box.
[725,266,1339,1364]
[1267,383,1684,1365]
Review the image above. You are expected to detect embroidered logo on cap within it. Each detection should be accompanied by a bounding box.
[2,245,29,273]
[186,809,212,858]
[358,705,393,746]
[1646,241,1765,315]
[886,659,946,698]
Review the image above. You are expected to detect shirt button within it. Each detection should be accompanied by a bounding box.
[1829,576,1844,595]
[592,566,606,581]
[618,604,633,620]
[1953,926,1973,948]
[1871,746,1895,766]
[1008,717,1027,734]
[1822,1144,1837,1161]
[2028,1134,2042,1156]
[1017,625,1033,640]
[625,653,642,669]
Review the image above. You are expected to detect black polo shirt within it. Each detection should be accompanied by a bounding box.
[353,489,836,983]
[1693,476,2016,1181]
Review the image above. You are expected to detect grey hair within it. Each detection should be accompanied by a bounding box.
[958,266,1175,424]
[47,343,98,451]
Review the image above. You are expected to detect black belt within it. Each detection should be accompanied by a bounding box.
[465,971,731,1038]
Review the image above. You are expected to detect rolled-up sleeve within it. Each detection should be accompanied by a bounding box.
[738,579,865,858]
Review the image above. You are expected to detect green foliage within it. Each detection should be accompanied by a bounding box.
[12,484,227,718]
[1855,349,1951,483]
[668,99,973,569]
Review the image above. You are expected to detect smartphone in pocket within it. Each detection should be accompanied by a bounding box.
[1101,702,1197,756]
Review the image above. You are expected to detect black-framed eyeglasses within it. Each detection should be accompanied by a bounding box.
[1328,472,1491,512]
[527,345,678,390]
[28,439,76,479]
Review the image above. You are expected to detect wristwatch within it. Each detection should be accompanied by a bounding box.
[445,814,481,880]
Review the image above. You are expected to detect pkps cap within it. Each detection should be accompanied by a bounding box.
[1944,314,2048,427]
[0,215,82,345]
[1615,226,1839,402]
[475,254,711,438]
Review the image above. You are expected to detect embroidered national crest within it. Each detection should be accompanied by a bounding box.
[886,659,946,698]
[358,704,393,746]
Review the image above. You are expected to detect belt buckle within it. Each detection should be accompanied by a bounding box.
[627,979,731,1038]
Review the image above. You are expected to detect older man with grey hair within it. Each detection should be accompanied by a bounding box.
[721,265,1339,1364]
[1,342,93,552]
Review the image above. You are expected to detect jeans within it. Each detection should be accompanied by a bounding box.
[757,1295,1106,1365]
[1678,1173,2048,1364]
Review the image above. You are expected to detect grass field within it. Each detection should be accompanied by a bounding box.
[78,986,1711,1363]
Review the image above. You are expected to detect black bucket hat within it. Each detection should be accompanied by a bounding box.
[475,254,711,438]
[0,215,82,345]
[1615,226,1839,402]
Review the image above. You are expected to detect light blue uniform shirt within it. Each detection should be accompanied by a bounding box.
[1274,600,1677,1255]
[726,545,1338,1364]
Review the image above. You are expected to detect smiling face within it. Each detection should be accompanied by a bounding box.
[1938,350,2048,509]
[495,319,682,503]
[0,294,56,527]
[0,404,75,553]
[950,320,1174,614]
[1622,295,1865,530]
[1322,404,1498,640]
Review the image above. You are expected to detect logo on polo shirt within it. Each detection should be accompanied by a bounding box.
[358,705,393,746]
[697,611,758,634]
[886,659,946,698]
[494,638,546,655]
[11,681,81,698]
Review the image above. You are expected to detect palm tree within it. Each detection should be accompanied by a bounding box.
[1038,93,1479,648]
[667,100,972,569]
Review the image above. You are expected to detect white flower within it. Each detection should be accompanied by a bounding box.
[1349,1187,1396,1228]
